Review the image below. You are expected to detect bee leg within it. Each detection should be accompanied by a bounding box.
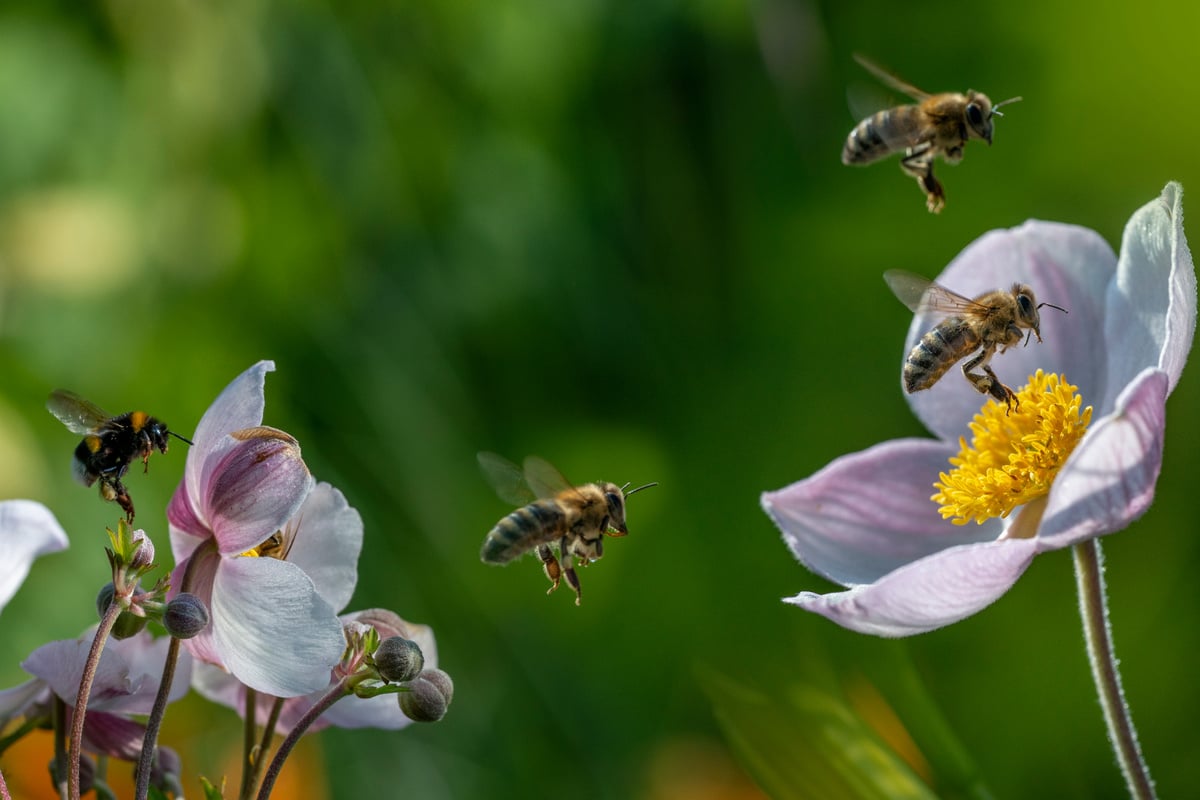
[901,147,944,214]
[961,348,1017,412]
[100,478,137,523]
[564,565,583,606]
[537,544,562,595]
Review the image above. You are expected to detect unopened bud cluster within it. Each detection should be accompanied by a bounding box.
[399,668,454,723]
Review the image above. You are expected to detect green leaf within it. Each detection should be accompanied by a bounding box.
[701,666,939,800]
[200,775,226,800]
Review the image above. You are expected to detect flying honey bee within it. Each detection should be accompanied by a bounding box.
[842,55,1021,213]
[884,270,1067,410]
[478,452,656,606]
[47,390,192,522]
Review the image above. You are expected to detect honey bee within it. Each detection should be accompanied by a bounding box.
[842,55,1021,213]
[47,390,192,522]
[478,452,656,606]
[884,270,1067,409]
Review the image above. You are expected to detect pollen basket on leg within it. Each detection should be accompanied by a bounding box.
[932,371,1093,526]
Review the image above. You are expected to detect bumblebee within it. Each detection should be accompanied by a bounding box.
[478,452,656,605]
[47,389,192,522]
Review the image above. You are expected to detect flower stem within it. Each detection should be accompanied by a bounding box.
[0,766,11,800]
[239,687,259,800]
[132,636,183,800]
[1073,538,1156,800]
[53,696,67,800]
[255,680,350,800]
[70,599,121,800]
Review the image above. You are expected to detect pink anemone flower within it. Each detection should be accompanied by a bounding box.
[168,361,359,695]
[762,183,1195,636]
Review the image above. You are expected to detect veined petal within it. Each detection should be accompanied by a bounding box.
[0,678,49,723]
[0,500,69,613]
[906,222,1115,440]
[23,630,192,714]
[204,429,313,555]
[1036,368,1168,551]
[184,361,275,510]
[284,482,363,613]
[210,557,345,697]
[786,538,1039,636]
[81,711,147,761]
[762,439,1002,587]
[1103,182,1196,411]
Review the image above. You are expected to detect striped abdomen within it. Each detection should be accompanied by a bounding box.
[902,318,980,392]
[481,500,567,564]
[842,106,925,165]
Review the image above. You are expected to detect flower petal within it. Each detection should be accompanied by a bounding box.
[210,556,345,696]
[205,429,313,555]
[284,482,363,613]
[184,361,274,510]
[1102,182,1196,411]
[0,500,69,613]
[171,545,223,667]
[904,221,1116,440]
[1036,368,1168,551]
[0,678,49,724]
[786,537,1039,636]
[762,439,1002,587]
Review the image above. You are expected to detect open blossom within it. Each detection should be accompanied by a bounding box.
[168,361,361,696]
[0,500,68,614]
[192,608,438,733]
[0,629,193,760]
[762,183,1195,636]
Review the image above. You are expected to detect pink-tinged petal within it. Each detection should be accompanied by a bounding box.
[0,500,69,613]
[81,711,146,761]
[787,537,1039,637]
[185,361,275,498]
[210,557,345,696]
[1036,368,1168,551]
[905,222,1116,440]
[284,483,363,613]
[0,678,49,722]
[204,429,313,555]
[344,609,438,667]
[762,439,1003,587]
[1103,183,1196,410]
[320,690,413,731]
[23,630,192,714]
[171,546,223,666]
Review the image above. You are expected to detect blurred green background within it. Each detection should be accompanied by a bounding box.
[1,1,1198,798]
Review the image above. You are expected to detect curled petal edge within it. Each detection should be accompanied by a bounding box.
[786,537,1039,637]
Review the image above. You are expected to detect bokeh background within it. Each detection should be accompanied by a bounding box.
[1,1,1197,798]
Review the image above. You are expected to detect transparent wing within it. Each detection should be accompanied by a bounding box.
[477,451,537,506]
[47,389,111,434]
[884,270,986,315]
[854,54,931,102]
[522,456,575,500]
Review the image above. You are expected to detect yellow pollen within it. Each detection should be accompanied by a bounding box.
[932,371,1093,525]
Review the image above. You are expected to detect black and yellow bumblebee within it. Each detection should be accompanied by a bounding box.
[47,389,192,522]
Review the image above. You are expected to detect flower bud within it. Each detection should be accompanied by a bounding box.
[128,530,156,571]
[374,636,424,683]
[111,610,149,640]
[398,668,453,723]
[163,593,209,639]
[49,754,95,794]
[151,746,184,795]
[96,582,116,618]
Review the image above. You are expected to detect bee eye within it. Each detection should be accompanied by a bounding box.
[966,103,985,127]
[605,492,622,513]
[1018,294,1035,317]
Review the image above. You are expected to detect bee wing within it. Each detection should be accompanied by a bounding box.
[853,54,931,102]
[477,451,537,506]
[521,455,576,500]
[47,389,112,434]
[884,270,984,315]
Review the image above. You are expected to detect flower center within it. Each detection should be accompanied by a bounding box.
[241,530,289,560]
[932,370,1093,526]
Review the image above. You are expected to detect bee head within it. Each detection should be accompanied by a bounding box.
[967,92,1023,145]
[605,479,658,536]
[1013,284,1068,346]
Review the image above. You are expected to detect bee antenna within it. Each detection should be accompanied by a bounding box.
[1037,301,1069,315]
[623,482,658,498]
[169,431,194,446]
[990,96,1023,118]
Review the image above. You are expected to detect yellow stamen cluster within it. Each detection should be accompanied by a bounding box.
[933,371,1093,525]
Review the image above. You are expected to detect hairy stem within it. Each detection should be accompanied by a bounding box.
[70,600,121,800]
[1073,539,1156,800]
[255,680,350,800]
[132,636,183,800]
